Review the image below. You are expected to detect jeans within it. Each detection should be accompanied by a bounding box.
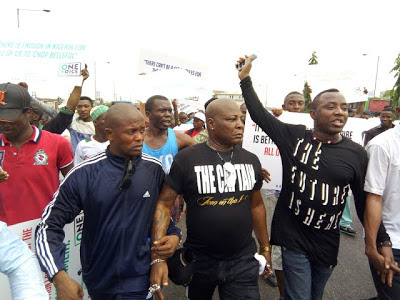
[88,290,151,300]
[282,248,334,300]
[339,196,352,227]
[187,252,260,300]
[369,248,400,300]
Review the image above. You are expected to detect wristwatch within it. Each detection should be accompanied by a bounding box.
[259,246,271,253]
[378,240,392,247]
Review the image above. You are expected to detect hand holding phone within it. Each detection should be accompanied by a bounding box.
[236,54,257,71]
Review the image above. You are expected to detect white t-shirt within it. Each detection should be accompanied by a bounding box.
[61,115,95,142]
[364,125,400,249]
[74,136,109,165]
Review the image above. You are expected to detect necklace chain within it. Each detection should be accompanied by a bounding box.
[206,141,234,163]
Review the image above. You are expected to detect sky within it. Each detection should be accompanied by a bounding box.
[2,0,400,107]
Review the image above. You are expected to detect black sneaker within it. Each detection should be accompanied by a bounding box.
[266,273,278,287]
[340,225,357,235]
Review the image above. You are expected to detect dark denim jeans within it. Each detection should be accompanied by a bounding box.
[187,252,260,300]
[282,248,334,300]
[88,290,151,300]
[369,248,400,300]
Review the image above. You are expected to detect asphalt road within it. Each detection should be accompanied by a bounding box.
[164,201,378,300]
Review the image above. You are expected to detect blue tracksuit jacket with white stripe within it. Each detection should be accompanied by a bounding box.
[35,149,181,294]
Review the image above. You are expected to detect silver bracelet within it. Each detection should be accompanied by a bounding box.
[150,258,165,266]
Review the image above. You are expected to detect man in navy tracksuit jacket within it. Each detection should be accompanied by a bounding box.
[36,104,181,299]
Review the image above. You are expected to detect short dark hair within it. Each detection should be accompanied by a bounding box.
[284,91,303,104]
[382,106,395,113]
[145,95,169,112]
[79,96,93,107]
[310,89,340,110]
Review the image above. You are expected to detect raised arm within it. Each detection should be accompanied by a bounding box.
[43,65,89,134]
[172,99,180,127]
[237,55,288,144]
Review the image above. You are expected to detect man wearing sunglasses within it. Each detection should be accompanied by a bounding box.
[149,98,272,300]
[36,103,181,300]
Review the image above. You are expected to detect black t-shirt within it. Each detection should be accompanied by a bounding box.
[363,124,395,146]
[241,76,370,268]
[166,143,263,260]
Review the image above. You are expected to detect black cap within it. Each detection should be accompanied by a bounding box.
[0,83,31,122]
[166,248,193,286]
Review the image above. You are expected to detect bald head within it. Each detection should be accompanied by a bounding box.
[206,98,241,120]
[105,103,144,130]
[205,98,244,148]
[105,103,146,158]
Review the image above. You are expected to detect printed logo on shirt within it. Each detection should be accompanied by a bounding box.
[33,149,49,165]
[194,163,256,194]
[288,138,350,231]
[143,191,151,198]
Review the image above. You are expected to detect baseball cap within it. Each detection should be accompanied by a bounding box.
[90,105,109,121]
[166,247,194,286]
[0,83,31,122]
[364,110,373,116]
[193,112,205,123]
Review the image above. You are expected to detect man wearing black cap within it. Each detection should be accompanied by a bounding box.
[0,83,74,225]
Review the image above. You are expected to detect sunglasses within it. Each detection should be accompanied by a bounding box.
[119,159,136,190]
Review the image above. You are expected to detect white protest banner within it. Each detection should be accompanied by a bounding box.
[137,49,204,78]
[242,111,382,190]
[0,214,90,300]
[58,62,82,77]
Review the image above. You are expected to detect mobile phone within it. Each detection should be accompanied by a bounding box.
[236,54,257,71]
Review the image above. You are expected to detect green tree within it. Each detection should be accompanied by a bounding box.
[303,81,312,112]
[308,51,318,65]
[390,52,400,108]
[380,89,392,101]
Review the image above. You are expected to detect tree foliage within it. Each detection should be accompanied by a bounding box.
[390,52,400,108]
[308,51,318,65]
[380,89,392,101]
[303,81,312,112]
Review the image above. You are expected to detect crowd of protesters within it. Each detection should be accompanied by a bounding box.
[0,56,399,300]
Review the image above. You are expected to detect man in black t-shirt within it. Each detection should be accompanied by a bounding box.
[237,55,391,300]
[363,106,396,147]
[149,98,272,300]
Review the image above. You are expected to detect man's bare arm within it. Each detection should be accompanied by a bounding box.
[365,192,400,285]
[175,131,197,150]
[250,189,272,277]
[364,192,383,257]
[60,164,74,177]
[65,64,89,112]
[151,182,179,249]
[150,182,179,297]
[172,99,180,127]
